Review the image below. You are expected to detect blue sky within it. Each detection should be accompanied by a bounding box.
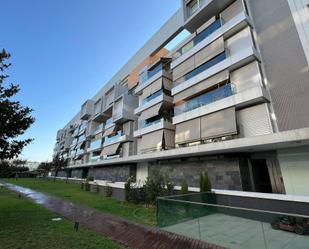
[1,0,185,162]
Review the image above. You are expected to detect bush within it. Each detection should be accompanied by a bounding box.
[124,169,175,205]
[181,180,188,195]
[86,176,94,182]
[200,171,211,192]
[104,184,112,197]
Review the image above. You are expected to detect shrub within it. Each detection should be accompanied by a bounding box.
[166,181,175,196]
[181,180,188,195]
[125,176,134,202]
[104,184,112,197]
[200,171,211,192]
[86,176,94,182]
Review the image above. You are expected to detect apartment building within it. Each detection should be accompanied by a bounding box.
[54,0,309,196]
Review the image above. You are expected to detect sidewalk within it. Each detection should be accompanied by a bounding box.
[4,183,224,249]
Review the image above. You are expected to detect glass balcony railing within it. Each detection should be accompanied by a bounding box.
[79,123,87,131]
[89,154,101,162]
[174,19,222,59]
[140,117,171,129]
[104,131,123,144]
[78,134,86,142]
[174,83,234,116]
[139,63,163,85]
[89,139,102,151]
[76,149,84,156]
[142,90,163,105]
[105,117,113,127]
[94,123,104,133]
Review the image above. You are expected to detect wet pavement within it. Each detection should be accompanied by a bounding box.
[3,183,225,249]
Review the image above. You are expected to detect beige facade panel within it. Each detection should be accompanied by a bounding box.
[139,103,162,121]
[226,26,253,57]
[236,103,273,137]
[103,125,116,137]
[173,70,229,103]
[194,37,225,68]
[220,0,244,23]
[164,130,175,149]
[196,16,216,35]
[175,118,201,144]
[173,55,195,81]
[231,61,263,93]
[142,78,162,99]
[141,130,164,151]
[103,143,120,156]
[200,107,237,139]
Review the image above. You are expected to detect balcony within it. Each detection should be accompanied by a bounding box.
[88,139,102,152]
[89,154,101,162]
[134,118,175,138]
[174,83,234,116]
[174,19,222,60]
[135,68,172,95]
[103,131,133,147]
[172,11,252,70]
[183,0,235,32]
[134,93,173,115]
[105,117,114,129]
[93,123,104,135]
[173,86,270,125]
[172,46,260,97]
[80,100,94,120]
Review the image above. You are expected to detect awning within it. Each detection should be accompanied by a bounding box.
[194,36,225,68]
[201,107,237,139]
[103,143,120,156]
[175,118,201,144]
[163,130,175,149]
[141,130,164,152]
[173,55,195,81]
[173,70,229,103]
[139,103,162,121]
[142,78,162,99]
[103,125,116,137]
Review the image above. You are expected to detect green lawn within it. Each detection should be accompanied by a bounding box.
[0,187,124,249]
[4,178,156,226]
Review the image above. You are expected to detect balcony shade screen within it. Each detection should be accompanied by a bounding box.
[194,37,225,68]
[139,103,162,121]
[164,130,175,149]
[163,78,172,91]
[173,70,229,103]
[142,78,162,99]
[103,125,116,137]
[103,143,120,156]
[200,107,237,140]
[141,130,164,151]
[113,99,123,120]
[175,118,201,144]
[173,56,195,81]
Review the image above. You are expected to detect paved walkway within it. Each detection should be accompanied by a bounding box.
[4,183,225,249]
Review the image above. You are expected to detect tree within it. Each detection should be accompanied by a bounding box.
[0,49,35,160]
[52,155,68,180]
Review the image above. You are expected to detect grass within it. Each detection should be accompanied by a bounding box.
[4,178,156,226]
[0,187,125,249]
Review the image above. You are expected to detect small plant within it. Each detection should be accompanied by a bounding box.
[181,180,188,195]
[200,171,211,192]
[166,181,175,196]
[125,176,134,202]
[104,184,112,197]
[86,176,94,182]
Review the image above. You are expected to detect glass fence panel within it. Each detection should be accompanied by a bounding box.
[157,194,309,249]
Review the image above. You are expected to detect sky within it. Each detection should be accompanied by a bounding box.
[1,0,187,162]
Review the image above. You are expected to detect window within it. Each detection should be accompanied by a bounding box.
[187,0,206,17]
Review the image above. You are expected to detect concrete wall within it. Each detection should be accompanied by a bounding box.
[88,165,135,182]
[148,156,242,189]
[247,0,309,131]
[278,146,309,196]
[71,169,83,178]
